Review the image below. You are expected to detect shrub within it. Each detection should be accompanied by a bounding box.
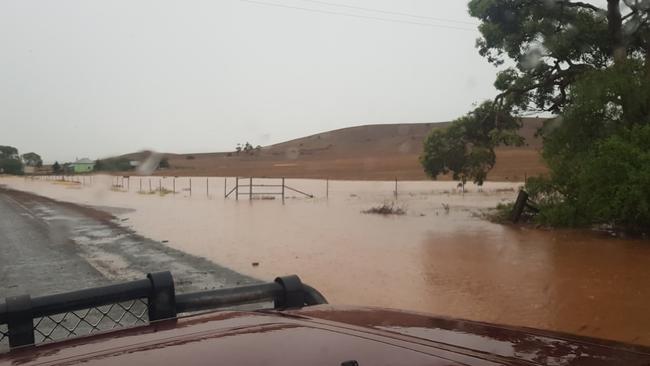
[522,63,650,232]
[526,125,650,231]
[95,158,133,172]
[362,202,406,215]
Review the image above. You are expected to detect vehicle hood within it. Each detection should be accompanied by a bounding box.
[1,305,649,365]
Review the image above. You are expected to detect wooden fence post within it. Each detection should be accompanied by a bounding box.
[189,178,192,196]
[206,177,209,197]
[282,178,285,205]
[326,178,329,199]
[249,177,253,200]
[394,177,398,200]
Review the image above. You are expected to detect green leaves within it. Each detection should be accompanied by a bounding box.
[420,101,521,185]
[468,0,638,112]
[528,62,650,229]
[572,125,650,229]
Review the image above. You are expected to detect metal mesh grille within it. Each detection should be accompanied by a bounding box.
[0,324,8,352]
[33,299,148,344]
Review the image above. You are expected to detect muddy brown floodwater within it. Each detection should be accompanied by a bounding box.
[1,176,649,346]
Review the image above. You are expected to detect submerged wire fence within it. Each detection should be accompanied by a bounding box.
[24,175,522,202]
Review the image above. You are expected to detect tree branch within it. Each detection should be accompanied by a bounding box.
[554,0,604,13]
[622,10,637,21]
[494,64,593,110]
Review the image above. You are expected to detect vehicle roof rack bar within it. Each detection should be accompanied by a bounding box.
[303,285,328,306]
[174,276,327,314]
[0,273,326,350]
[147,272,177,321]
[274,275,304,309]
[6,295,34,348]
[29,279,152,318]
[175,282,284,314]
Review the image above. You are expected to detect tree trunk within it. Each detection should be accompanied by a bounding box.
[607,0,626,63]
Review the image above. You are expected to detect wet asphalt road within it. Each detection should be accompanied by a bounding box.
[0,187,257,299]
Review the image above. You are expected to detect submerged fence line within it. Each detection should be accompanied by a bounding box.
[25,174,414,200]
[23,174,525,201]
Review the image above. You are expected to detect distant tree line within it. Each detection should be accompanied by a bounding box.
[0,146,44,175]
[93,156,170,172]
[234,142,262,156]
[94,158,134,172]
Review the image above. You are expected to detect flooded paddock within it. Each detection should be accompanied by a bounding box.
[2,176,649,346]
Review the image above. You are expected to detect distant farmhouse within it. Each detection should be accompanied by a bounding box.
[70,158,95,173]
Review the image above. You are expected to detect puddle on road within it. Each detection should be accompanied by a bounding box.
[2,176,649,346]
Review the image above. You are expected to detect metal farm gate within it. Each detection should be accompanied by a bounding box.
[224,177,313,203]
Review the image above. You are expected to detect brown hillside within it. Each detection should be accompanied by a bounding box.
[124,118,548,181]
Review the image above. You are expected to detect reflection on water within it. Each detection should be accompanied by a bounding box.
[2,176,649,346]
[418,228,650,346]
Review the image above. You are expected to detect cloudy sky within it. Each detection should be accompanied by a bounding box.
[2,0,502,163]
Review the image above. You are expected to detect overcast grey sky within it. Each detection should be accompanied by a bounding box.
[2,0,501,163]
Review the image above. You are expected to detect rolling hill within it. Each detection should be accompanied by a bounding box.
[121,118,548,181]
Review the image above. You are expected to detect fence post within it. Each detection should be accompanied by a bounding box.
[282,178,285,205]
[224,178,227,198]
[173,178,176,194]
[394,177,398,200]
[149,178,152,193]
[249,177,253,200]
[207,177,209,197]
[159,179,162,193]
[235,177,239,201]
[189,178,192,196]
[326,178,329,199]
